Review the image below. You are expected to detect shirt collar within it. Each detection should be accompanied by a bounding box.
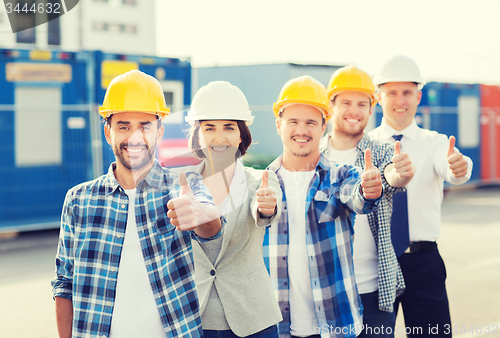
[103,160,164,196]
[269,154,327,178]
[379,118,419,140]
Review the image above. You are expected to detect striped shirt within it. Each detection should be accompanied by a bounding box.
[320,133,406,312]
[51,161,220,338]
[263,154,381,338]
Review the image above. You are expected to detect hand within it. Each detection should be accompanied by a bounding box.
[447,136,468,178]
[362,148,382,199]
[167,172,203,231]
[256,170,277,216]
[392,141,415,179]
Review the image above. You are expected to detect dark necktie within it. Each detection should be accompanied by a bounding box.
[391,134,410,257]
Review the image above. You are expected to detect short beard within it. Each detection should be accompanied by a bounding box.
[114,141,156,170]
[292,150,312,158]
[335,124,365,140]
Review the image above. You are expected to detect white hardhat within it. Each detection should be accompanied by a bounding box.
[186,81,254,126]
[373,55,426,90]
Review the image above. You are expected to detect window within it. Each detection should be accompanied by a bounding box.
[47,0,61,46]
[92,22,136,34]
[93,22,108,31]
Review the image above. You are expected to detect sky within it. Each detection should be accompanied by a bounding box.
[156,0,500,85]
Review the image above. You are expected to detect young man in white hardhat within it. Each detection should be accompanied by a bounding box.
[368,55,472,337]
[263,75,383,338]
[320,65,415,338]
[52,70,222,338]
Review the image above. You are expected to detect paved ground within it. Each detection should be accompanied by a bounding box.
[394,186,500,338]
[0,186,499,338]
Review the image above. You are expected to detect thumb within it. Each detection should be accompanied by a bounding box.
[260,170,269,189]
[394,141,401,156]
[364,148,373,171]
[179,172,191,196]
[447,136,456,157]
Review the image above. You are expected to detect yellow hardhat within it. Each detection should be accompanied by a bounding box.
[327,65,377,106]
[273,75,332,121]
[99,70,170,119]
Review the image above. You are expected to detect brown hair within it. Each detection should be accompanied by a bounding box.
[187,120,252,159]
[104,114,161,128]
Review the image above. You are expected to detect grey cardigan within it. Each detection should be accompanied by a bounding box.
[174,160,283,336]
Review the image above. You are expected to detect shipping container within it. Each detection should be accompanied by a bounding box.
[374,82,482,182]
[196,63,342,165]
[0,48,191,233]
[479,84,500,183]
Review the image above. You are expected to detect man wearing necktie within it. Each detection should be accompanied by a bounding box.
[369,55,473,337]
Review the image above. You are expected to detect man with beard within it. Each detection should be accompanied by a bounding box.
[52,70,222,338]
[263,75,383,338]
[319,66,415,337]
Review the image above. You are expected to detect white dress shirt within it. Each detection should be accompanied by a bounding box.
[368,119,473,242]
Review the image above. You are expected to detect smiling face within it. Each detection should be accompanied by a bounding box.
[198,120,242,164]
[104,112,163,172]
[331,91,372,140]
[378,82,422,131]
[276,104,326,168]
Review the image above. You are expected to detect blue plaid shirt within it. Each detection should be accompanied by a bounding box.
[263,154,381,338]
[52,160,221,338]
[320,133,406,312]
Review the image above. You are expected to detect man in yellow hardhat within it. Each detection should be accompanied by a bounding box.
[263,75,383,338]
[369,55,472,337]
[52,70,222,338]
[320,65,415,337]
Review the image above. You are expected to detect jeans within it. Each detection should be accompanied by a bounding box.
[203,325,278,338]
[358,291,396,338]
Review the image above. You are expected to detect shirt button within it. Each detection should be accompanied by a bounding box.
[116,234,122,239]
[121,204,126,209]
[282,257,286,260]
[111,267,116,272]
[106,301,112,306]
[210,269,216,276]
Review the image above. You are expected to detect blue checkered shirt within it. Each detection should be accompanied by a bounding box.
[51,160,220,338]
[263,154,381,338]
[320,133,406,313]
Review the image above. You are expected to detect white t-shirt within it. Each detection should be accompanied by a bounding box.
[280,166,319,337]
[109,188,166,338]
[325,142,379,294]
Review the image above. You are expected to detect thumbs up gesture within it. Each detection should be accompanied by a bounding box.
[447,136,468,178]
[256,170,277,216]
[361,149,382,199]
[391,141,415,179]
[167,172,200,231]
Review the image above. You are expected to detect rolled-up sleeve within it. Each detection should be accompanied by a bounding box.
[51,190,75,300]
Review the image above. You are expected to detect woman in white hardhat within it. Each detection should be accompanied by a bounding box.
[179,81,282,338]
